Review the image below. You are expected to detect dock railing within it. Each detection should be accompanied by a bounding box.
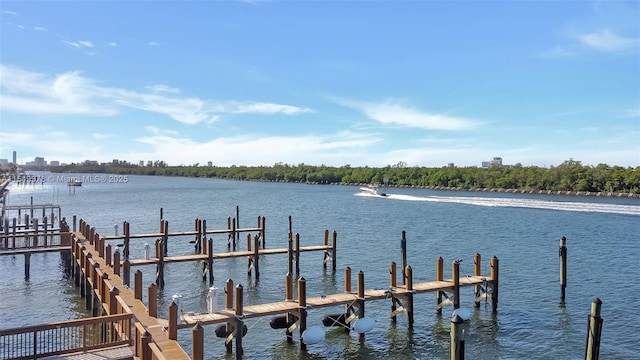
[0,312,132,359]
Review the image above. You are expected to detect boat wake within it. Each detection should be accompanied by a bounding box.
[356,191,640,216]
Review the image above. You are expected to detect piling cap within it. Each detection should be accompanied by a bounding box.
[451,314,465,324]
[592,297,602,305]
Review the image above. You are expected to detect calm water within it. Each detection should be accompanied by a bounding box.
[1,173,639,359]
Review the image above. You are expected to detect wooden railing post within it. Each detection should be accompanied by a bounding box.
[192,322,204,360]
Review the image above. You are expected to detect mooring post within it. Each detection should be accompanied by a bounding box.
[232,218,237,251]
[401,230,407,285]
[106,244,112,267]
[24,253,31,279]
[109,286,119,315]
[357,271,366,339]
[192,322,204,360]
[560,236,567,303]
[168,301,178,340]
[436,256,444,314]
[287,233,294,276]
[163,220,169,257]
[194,218,201,253]
[123,259,131,287]
[390,262,397,322]
[72,215,77,232]
[43,217,48,247]
[160,207,163,221]
[585,298,603,360]
[208,238,214,285]
[285,272,294,342]
[295,233,301,277]
[261,216,266,248]
[123,222,130,260]
[157,238,165,289]
[344,266,352,332]
[298,277,308,351]
[453,260,460,310]
[491,256,499,313]
[450,314,465,360]
[235,284,244,359]
[113,250,121,276]
[201,220,207,255]
[253,234,260,279]
[332,231,337,271]
[405,266,414,329]
[33,218,39,247]
[236,205,240,243]
[148,283,157,317]
[474,253,482,308]
[134,270,143,300]
[323,230,329,269]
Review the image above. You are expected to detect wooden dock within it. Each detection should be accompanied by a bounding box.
[3,211,499,360]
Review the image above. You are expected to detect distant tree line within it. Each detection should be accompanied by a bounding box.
[46,159,640,194]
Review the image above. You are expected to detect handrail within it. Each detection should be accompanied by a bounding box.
[0,313,132,359]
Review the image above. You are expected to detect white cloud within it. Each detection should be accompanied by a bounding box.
[107,42,118,47]
[148,41,159,47]
[3,11,19,16]
[0,65,312,123]
[576,29,640,52]
[93,133,111,139]
[63,40,94,49]
[34,26,47,31]
[134,131,381,166]
[233,102,311,115]
[338,98,480,130]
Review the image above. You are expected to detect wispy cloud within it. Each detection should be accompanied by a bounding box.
[337,98,480,130]
[63,40,94,49]
[148,41,160,47]
[92,133,112,139]
[107,42,117,47]
[135,130,380,166]
[576,29,640,52]
[538,46,577,59]
[0,65,312,124]
[34,26,47,31]
[3,11,19,17]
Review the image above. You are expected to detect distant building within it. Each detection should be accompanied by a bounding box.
[49,161,60,167]
[83,160,98,166]
[12,151,16,165]
[113,159,119,165]
[34,157,46,167]
[0,159,9,166]
[207,161,213,167]
[481,161,490,168]
[491,157,503,166]
[447,163,455,168]
[147,161,153,167]
[139,160,144,167]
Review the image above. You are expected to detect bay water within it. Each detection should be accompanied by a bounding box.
[1,173,639,359]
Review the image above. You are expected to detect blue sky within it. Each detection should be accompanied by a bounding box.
[1,1,639,168]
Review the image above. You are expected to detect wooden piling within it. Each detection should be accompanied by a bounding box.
[141,330,151,360]
[453,260,460,310]
[285,273,293,301]
[194,218,201,252]
[474,253,482,308]
[113,250,121,276]
[357,271,365,338]
[287,234,294,276]
[134,270,143,300]
[298,277,307,351]
[24,252,31,279]
[261,216,266,248]
[331,231,337,271]
[560,236,567,303]
[405,266,414,329]
[148,283,157,317]
[323,230,329,269]
[225,279,234,354]
[235,284,244,359]
[295,233,300,277]
[253,234,260,279]
[491,256,499,313]
[436,257,444,314]
[123,222,130,260]
[109,287,119,315]
[401,230,407,285]
[345,266,352,293]
[207,238,214,285]
[450,314,465,360]
[192,322,204,360]
[123,259,131,287]
[390,262,397,322]
[168,301,178,340]
[585,298,603,360]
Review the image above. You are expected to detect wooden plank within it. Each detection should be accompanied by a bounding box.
[0,246,71,256]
